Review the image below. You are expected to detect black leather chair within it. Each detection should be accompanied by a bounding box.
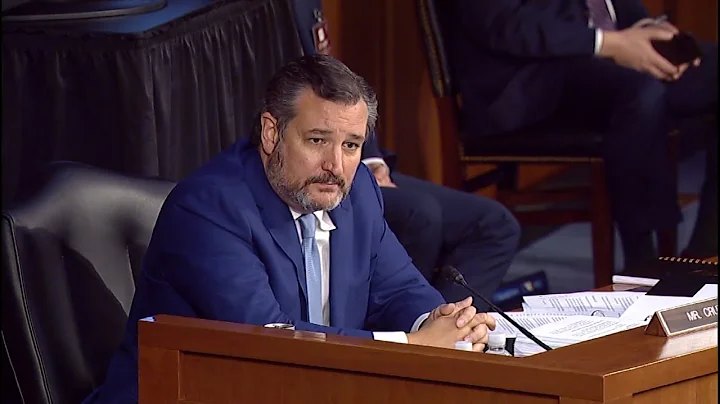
[415,0,698,287]
[1,162,175,404]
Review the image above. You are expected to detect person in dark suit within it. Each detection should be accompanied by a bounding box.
[451,0,717,267]
[83,55,497,403]
[291,0,521,309]
[362,134,521,308]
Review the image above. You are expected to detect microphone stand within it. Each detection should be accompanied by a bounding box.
[443,266,553,352]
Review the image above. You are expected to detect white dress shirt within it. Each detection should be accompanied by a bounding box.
[591,0,618,54]
[290,209,429,343]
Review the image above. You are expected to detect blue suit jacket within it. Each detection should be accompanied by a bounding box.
[85,138,444,403]
[449,0,650,136]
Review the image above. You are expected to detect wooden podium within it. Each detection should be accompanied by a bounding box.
[138,315,717,403]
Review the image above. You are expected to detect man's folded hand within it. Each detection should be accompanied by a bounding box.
[410,297,497,351]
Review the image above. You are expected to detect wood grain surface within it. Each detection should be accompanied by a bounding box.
[139,309,717,403]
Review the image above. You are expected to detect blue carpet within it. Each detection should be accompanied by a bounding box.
[505,151,706,293]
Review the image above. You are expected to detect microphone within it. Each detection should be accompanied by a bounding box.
[439,265,553,352]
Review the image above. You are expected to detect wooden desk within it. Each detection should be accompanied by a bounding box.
[139,311,717,403]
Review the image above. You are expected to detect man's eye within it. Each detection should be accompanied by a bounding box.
[309,138,324,144]
[344,142,360,150]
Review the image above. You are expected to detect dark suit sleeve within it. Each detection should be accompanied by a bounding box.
[149,198,373,339]
[456,0,596,58]
[363,170,446,332]
[362,129,383,160]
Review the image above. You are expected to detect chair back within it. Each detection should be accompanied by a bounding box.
[417,0,456,98]
[417,0,465,187]
[1,161,175,404]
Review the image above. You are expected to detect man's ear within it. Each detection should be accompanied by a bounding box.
[260,112,280,155]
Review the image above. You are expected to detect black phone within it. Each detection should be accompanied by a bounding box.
[652,32,703,66]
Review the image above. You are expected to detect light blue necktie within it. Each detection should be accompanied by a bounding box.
[298,214,323,325]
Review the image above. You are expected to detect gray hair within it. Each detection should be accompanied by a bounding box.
[252,54,378,144]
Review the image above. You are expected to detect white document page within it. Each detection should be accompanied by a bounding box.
[694,284,718,300]
[522,292,645,317]
[611,275,659,287]
[512,316,643,357]
[620,283,719,323]
[530,316,643,342]
[488,312,571,337]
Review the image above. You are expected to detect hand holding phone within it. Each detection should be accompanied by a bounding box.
[651,32,703,67]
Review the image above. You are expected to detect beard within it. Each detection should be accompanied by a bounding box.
[265,144,349,212]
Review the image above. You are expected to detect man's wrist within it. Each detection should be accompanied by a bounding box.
[598,30,620,59]
[406,330,424,346]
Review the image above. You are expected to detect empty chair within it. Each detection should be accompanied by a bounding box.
[1,162,175,404]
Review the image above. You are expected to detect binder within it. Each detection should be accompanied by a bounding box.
[613,257,718,297]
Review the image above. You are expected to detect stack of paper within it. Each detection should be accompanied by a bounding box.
[488,312,572,337]
[521,291,646,317]
[512,316,644,357]
[484,286,718,357]
[487,291,646,357]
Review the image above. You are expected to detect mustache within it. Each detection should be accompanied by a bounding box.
[305,173,346,188]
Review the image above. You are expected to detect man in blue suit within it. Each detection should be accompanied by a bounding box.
[84,55,496,403]
[291,0,521,310]
[450,0,717,267]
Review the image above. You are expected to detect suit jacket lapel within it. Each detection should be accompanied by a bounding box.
[244,151,308,307]
[328,197,352,327]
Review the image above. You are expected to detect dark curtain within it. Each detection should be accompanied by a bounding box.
[2,0,303,205]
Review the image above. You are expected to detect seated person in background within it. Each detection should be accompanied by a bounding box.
[83,54,496,404]
[362,134,521,310]
[451,0,717,267]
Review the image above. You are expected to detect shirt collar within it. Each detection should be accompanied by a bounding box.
[289,208,336,231]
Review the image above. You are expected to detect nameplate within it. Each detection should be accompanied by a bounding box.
[645,297,718,337]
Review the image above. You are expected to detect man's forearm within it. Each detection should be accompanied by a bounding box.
[597,30,623,60]
[373,312,429,344]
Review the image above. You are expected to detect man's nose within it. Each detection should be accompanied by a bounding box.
[322,146,344,175]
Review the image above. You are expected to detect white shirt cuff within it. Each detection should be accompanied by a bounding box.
[361,157,387,169]
[412,312,430,332]
[594,29,603,55]
[373,331,408,344]
[371,313,430,344]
